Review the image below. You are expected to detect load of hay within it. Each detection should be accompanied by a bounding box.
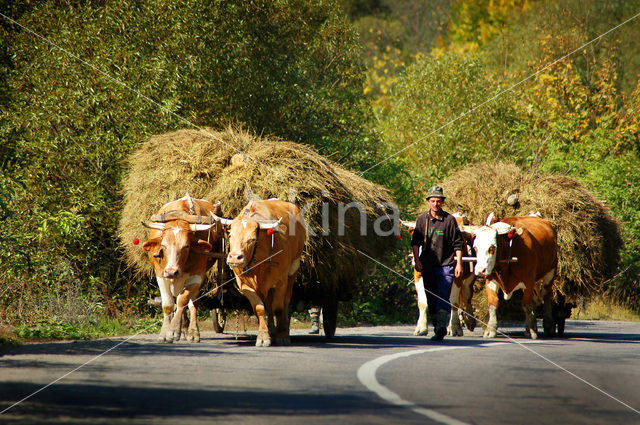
[118,126,397,302]
[424,161,622,301]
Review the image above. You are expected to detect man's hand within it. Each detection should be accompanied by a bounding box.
[454,250,463,278]
[454,262,463,278]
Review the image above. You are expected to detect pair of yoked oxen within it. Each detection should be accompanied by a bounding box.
[402,212,559,340]
[141,193,305,347]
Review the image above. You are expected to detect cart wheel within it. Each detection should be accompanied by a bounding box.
[211,308,226,333]
[322,300,338,339]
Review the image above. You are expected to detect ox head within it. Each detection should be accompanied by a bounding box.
[460,222,522,276]
[213,213,285,270]
[141,221,214,279]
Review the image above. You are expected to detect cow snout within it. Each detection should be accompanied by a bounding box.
[227,252,245,266]
[475,267,487,276]
[163,268,180,279]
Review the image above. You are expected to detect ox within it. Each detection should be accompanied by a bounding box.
[141,193,224,343]
[216,199,306,346]
[401,213,477,337]
[461,216,558,339]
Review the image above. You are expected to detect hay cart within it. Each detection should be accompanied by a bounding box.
[125,127,398,341]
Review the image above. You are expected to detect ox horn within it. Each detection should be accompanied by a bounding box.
[190,223,214,232]
[210,212,234,226]
[485,212,495,226]
[459,225,483,236]
[141,221,166,231]
[400,219,416,228]
[258,217,283,231]
[185,192,196,214]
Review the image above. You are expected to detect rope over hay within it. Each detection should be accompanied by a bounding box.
[118,126,398,296]
[421,161,622,300]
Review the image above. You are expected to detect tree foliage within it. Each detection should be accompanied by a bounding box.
[0,0,374,324]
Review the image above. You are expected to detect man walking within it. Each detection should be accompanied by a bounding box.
[411,186,464,341]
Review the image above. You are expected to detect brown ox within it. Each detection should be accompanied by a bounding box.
[217,199,306,347]
[461,216,558,339]
[401,213,476,337]
[141,193,224,343]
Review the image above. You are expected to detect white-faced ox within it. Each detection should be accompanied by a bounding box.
[461,215,558,339]
[141,194,224,343]
[401,213,477,337]
[216,199,306,347]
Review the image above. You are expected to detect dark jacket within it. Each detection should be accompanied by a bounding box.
[411,210,464,267]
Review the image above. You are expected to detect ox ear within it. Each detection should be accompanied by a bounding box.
[142,237,161,252]
[459,225,482,237]
[191,239,213,253]
[515,227,524,236]
[492,222,513,235]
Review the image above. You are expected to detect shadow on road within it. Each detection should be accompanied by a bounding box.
[0,381,411,425]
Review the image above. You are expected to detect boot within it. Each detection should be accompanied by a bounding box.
[431,310,449,341]
[309,307,320,334]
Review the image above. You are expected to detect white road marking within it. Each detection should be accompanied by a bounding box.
[357,342,509,425]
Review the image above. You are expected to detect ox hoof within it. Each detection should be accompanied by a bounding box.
[165,329,181,342]
[448,327,463,337]
[255,338,272,347]
[158,335,174,344]
[186,330,200,343]
[483,329,497,338]
[274,337,291,346]
[414,328,428,336]
[256,331,271,347]
[463,316,477,332]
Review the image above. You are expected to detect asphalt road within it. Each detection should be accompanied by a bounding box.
[1,320,639,425]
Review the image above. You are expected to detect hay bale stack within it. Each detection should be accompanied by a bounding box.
[119,127,397,298]
[426,161,622,300]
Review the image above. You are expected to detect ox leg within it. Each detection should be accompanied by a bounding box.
[171,290,189,342]
[413,276,428,336]
[185,281,202,342]
[271,276,293,346]
[186,299,200,342]
[484,279,499,338]
[522,287,538,340]
[156,277,175,343]
[541,270,556,338]
[461,274,477,332]
[266,288,276,338]
[448,282,463,337]
[241,287,270,347]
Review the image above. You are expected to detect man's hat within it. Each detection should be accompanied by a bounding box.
[427,185,446,199]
